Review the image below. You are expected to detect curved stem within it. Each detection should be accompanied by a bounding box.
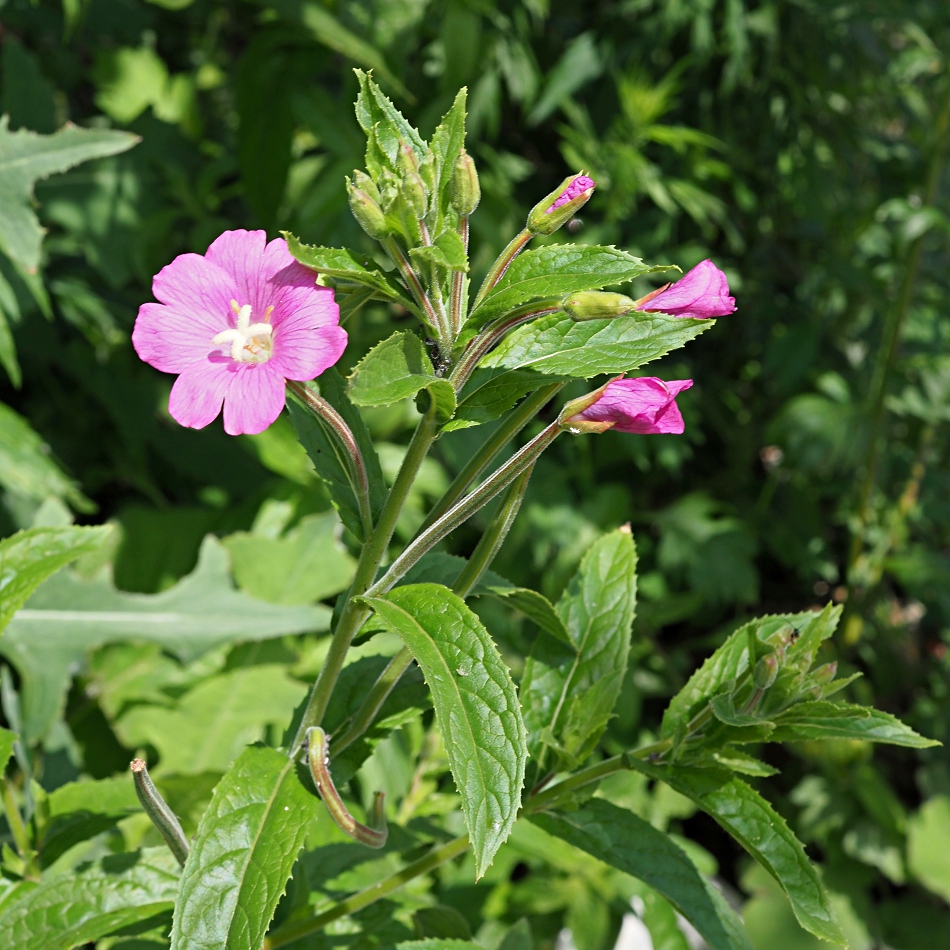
[263,834,470,948]
[287,381,373,538]
[130,759,190,867]
[471,228,532,314]
[420,383,564,534]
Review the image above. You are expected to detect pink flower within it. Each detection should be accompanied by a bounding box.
[566,377,694,434]
[547,174,596,213]
[637,259,736,319]
[133,230,346,436]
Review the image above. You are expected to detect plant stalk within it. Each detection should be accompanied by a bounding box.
[383,236,450,347]
[130,759,190,867]
[471,228,532,313]
[450,216,469,336]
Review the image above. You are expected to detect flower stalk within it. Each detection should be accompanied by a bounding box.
[130,758,190,867]
[470,228,532,313]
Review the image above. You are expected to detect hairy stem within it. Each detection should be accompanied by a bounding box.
[383,236,449,347]
[450,216,469,336]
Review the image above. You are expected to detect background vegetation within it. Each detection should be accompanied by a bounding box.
[1,0,949,947]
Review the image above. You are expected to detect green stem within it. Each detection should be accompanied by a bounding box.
[1,778,31,859]
[287,381,373,538]
[130,759,190,867]
[383,236,448,346]
[471,228,532,313]
[450,216,469,336]
[420,383,564,534]
[291,410,440,752]
[263,834,470,948]
[364,422,561,599]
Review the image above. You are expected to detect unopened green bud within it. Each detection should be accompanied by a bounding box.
[401,169,428,218]
[563,291,636,321]
[352,169,380,203]
[810,662,837,689]
[347,177,390,240]
[451,149,480,216]
[527,173,596,235]
[753,654,779,690]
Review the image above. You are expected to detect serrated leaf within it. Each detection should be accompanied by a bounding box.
[284,234,414,311]
[480,311,711,378]
[0,847,178,950]
[0,536,329,741]
[170,745,320,950]
[532,800,752,950]
[709,750,779,777]
[348,330,455,421]
[428,88,468,215]
[363,584,527,878]
[446,368,564,432]
[468,244,672,328]
[626,759,844,945]
[0,118,138,272]
[412,231,468,272]
[486,586,571,646]
[769,701,939,747]
[355,69,425,176]
[287,368,387,543]
[521,528,637,770]
[0,525,110,634]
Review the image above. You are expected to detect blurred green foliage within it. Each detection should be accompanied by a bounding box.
[1,0,950,947]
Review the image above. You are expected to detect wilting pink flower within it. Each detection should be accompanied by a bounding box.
[133,230,346,436]
[566,377,694,434]
[637,260,735,319]
[547,174,596,212]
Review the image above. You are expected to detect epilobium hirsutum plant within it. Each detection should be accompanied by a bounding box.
[1,73,936,950]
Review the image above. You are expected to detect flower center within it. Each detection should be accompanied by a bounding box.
[213,300,274,363]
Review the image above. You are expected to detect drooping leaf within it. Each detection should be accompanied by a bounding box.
[769,700,939,747]
[0,848,178,950]
[486,586,571,645]
[0,525,110,634]
[347,330,455,421]
[626,759,844,945]
[479,311,711,378]
[532,799,752,950]
[363,584,527,878]
[116,665,307,775]
[170,745,320,950]
[0,536,329,741]
[468,244,672,328]
[521,528,637,770]
[0,118,138,272]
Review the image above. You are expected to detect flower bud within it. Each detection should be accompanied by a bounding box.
[560,376,694,436]
[753,654,779,689]
[636,259,736,319]
[352,169,380,203]
[451,148,481,216]
[347,176,390,240]
[563,291,636,321]
[401,168,428,218]
[527,173,595,235]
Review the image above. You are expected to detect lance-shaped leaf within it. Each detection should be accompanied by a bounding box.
[468,244,672,328]
[428,88,468,217]
[363,584,527,878]
[355,69,425,176]
[0,119,138,272]
[521,528,637,770]
[0,847,178,950]
[626,759,844,945]
[0,525,110,634]
[480,311,711,378]
[487,586,571,646]
[532,800,752,950]
[348,330,455,420]
[768,701,939,747]
[287,368,386,543]
[170,745,320,950]
[0,536,329,741]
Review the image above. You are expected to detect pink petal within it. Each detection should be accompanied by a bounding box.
[168,358,232,429]
[133,302,225,374]
[222,364,287,435]
[152,252,239,315]
[206,231,301,316]
[270,324,348,381]
[269,268,337,328]
[644,400,685,434]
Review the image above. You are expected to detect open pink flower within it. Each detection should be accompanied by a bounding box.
[133,230,346,436]
[637,260,735,319]
[566,377,693,434]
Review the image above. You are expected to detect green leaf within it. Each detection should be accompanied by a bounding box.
[116,665,307,775]
[480,312,711,378]
[428,88,468,215]
[284,234,414,311]
[170,745,320,950]
[907,796,950,902]
[348,330,456,421]
[0,536,329,741]
[486,586,571,645]
[223,511,357,605]
[0,525,110,634]
[445,368,563,432]
[0,304,20,388]
[532,800,752,950]
[0,402,93,510]
[626,759,844,945]
[411,231,468,272]
[521,528,637,770]
[0,847,178,950]
[398,942,478,950]
[769,701,939,747]
[0,726,14,772]
[708,750,779,777]
[354,69,425,176]
[38,776,140,868]
[363,584,527,878]
[468,244,672,328]
[0,117,138,272]
[287,368,387,543]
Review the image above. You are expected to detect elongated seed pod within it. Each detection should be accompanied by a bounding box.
[130,758,190,867]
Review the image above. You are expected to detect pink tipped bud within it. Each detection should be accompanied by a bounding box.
[560,376,693,436]
[753,654,779,689]
[527,173,596,235]
[636,260,736,319]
